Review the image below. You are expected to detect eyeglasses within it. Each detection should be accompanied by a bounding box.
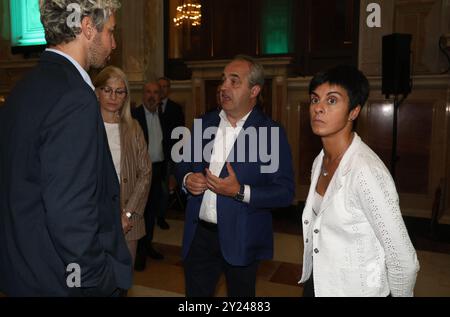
[100,86,128,98]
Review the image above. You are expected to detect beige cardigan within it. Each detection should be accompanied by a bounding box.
[118,120,152,241]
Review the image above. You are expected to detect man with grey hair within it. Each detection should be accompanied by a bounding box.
[0,0,131,296]
[176,55,295,297]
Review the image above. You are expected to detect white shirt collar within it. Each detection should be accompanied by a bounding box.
[45,48,95,91]
[219,109,252,128]
[143,104,158,116]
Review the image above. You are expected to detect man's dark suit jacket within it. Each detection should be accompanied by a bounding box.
[0,51,132,297]
[161,99,185,163]
[176,107,295,266]
[132,100,185,166]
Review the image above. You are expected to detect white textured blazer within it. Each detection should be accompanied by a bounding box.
[299,134,420,297]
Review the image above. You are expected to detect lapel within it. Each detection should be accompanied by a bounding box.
[133,105,149,144]
[219,106,265,178]
[200,111,220,171]
[316,133,362,216]
[303,152,324,217]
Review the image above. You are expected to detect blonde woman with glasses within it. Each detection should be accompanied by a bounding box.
[94,66,152,267]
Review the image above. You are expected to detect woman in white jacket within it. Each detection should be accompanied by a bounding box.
[299,65,420,297]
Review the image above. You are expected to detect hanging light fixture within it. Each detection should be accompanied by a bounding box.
[173,0,202,27]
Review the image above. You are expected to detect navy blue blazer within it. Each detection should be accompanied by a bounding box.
[0,51,132,296]
[176,107,295,266]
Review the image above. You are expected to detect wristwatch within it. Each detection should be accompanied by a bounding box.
[234,184,245,202]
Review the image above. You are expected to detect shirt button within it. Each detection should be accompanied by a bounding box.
[304,220,309,225]
[305,239,309,244]
[314,248,319,254]
[123,178,128,184]
[314,229,320,234]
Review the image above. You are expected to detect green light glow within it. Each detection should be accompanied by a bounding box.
[10,0,46,46]
[261,0,293,55]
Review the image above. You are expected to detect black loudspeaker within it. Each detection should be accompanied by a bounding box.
[382,33,412,98]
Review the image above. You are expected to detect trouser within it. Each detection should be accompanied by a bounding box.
[158,161,171,219]
[303,270,315,297]
[184,220,259,297]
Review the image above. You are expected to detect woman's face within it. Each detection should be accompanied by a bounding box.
[309,83,360,138]
[97,77,127,114]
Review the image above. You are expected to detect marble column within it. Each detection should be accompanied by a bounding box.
[116,0,164,105]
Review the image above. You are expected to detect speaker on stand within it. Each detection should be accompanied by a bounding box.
[382,33,412,181]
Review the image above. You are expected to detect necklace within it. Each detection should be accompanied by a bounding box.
[321,143,352,177]
[321,154,344,177]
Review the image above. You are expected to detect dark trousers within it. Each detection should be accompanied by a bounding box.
[184,220,259,297]
[137,162,166,253]
[158,161,171,219]
[303,270,315,297]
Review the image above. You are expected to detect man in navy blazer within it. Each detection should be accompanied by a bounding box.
[0,0,132,296]
[176,55,295,297]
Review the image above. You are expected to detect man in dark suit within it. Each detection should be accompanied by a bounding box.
[176,55,295,297]
[157,77,186,229]
[131,81,166,270]
[0,0,132,297]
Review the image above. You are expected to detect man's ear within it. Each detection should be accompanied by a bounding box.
[250,85,261,99]
[80,16,96,41]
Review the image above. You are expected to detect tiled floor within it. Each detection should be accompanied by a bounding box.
[129,206,450,297]
[1,206,449,297]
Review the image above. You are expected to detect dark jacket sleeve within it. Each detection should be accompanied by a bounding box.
[248,126,295,209]
[40,89,117,296]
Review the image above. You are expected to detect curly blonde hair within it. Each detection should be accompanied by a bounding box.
[40,0,121,46]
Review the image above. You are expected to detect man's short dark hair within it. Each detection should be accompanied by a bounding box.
[309,65,370,111]
[233,55,265,89]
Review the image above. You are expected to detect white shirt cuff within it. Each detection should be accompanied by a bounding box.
[243,185,251,204]
[182,173,193,193]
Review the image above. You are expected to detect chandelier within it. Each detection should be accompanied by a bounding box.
[173,0,202,27]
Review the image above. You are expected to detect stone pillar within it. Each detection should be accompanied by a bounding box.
[143,0,164,81]
[117,0,164,105]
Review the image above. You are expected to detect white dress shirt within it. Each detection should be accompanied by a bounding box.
[299,133,420,297]
[45,48,95,90]
[185,110,252,224]
[144,106,164,163]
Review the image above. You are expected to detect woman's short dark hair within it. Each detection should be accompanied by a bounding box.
[309,65,370,111]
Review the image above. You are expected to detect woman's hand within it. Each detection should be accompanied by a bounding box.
[121,211,133,234]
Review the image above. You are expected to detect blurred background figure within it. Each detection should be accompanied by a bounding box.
[157,77,186,230]
[131,81,166,271]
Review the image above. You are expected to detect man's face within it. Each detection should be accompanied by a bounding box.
[158,79,170,100]
[143,83,161,112]
[88,14,117,69]
[220,60,257,115]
